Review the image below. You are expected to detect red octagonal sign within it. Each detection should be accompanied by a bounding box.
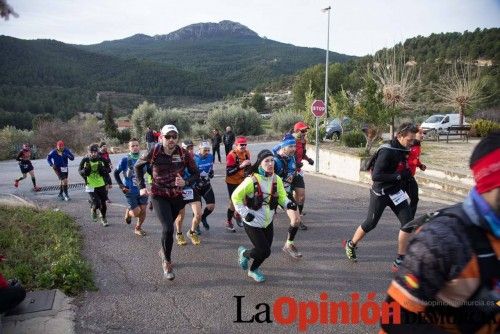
[311,100,326,117]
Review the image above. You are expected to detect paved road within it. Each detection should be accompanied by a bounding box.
[0,143,449,334]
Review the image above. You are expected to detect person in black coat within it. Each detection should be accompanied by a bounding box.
[211,129,222,163]
[222,126,235,156]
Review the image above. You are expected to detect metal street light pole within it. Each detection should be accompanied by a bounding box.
[316,5,331,173]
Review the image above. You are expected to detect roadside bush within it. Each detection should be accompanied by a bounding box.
[208,106,263,135]
[270,109,303,134]
[0,126,34,160]
[342,130,367,148]
[0,205,95,295]
[115,128,131,144]
[472,119,500,137]
[191,123,211,141]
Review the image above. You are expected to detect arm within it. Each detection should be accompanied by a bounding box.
[46,151,53,167]
[16,151,23,161]
[231,177,254,218]
[65,149,74,161]
[113,158,126,187]
[184,152,200,186]
[371,149,403,183]
[226,153,240,176]
[276,176,292,208]
[135,150,153,190]
[78,158,90,181]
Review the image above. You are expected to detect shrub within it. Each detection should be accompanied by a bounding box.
[191,123,211,141]
[342,130,367,148]
[270,109,303,135]
[0,126,34,160]
[116,128,131,144]
[207,106,263,135]
[472,119,500,137]
[152,108,191,136]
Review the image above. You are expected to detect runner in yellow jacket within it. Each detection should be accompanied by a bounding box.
[232,149,301,283]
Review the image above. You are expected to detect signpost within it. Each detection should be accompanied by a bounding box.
[311,100,326,172]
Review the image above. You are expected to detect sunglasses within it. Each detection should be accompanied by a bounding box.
[164,134,178,140]
[300,130,307,133]
[238,144,247,147]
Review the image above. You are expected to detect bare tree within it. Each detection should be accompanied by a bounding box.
[372,50,418,139]
[0,0,18,20]
[433,62,485,125]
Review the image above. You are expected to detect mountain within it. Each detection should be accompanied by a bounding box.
[81,20,355,90]
[0,35,223,127]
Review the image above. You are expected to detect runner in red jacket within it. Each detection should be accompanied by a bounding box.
[406,128,427,219]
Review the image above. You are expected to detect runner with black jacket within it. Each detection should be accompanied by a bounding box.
[344,122,417,272]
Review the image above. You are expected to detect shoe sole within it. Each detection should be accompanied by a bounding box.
[226,228,236,233]
[247,272,265,283]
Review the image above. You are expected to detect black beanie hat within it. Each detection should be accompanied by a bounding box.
[250,149,274,174]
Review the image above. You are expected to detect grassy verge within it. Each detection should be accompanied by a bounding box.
[0,205,95,296]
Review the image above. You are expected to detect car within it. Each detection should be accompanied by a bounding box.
[325,117,351,140]
[420,113,464,136]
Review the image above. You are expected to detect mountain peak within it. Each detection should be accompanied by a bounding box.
[154,20,259,41]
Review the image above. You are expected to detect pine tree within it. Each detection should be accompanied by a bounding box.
[104,102,118,138]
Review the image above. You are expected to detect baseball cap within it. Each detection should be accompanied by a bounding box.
[294,121,310,132]
[235,136,247,145]
[161,124,179,135]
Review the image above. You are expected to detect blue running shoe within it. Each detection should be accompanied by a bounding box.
[238,246,249,270]
[248,268,265,283]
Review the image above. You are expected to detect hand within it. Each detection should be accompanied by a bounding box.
[120,186,130,194]
[286,201,298,211]
[296,162,303,169]
[8,278,21,288]
[139,188,150,196]
[244,212,255,222]
[174,174,185,187]
[285,175,294,183]
[208,170,214,179]
[419,164,427,171]
[240,160,251,168]
[307,158,314,166]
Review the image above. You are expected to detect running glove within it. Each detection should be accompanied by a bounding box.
[120,186,130,194]
[286,201,298,210]
[244,212,255,222]
[307,158,314,165]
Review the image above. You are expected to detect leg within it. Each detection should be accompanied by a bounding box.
[243,223,273,271]
[0,286,26,313]
[201,187,215,229]
[152,196,178,262]
[175,207,186,234]
[187,201,202,244]
[283,209,302,258]
[389,200,413,256]
[407,177,419,219]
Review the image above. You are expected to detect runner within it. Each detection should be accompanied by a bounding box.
[196,141,216,231]
[46,140,74,201]
[225,136,251,232]
[135,124,199,280]
[79,143,112,227]
[273,134,303,258]
[114,138,148,236]
[173,139,202,246]
[291,121,315,230]
[343,122,417,272]
[233,149,299,282]
[380,131,500,334]
[99,142,113,203]
[405,127,427,219]
[14,144,41,191]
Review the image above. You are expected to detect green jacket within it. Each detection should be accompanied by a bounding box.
[231,172,290,228]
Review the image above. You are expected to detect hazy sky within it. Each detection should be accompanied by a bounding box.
[1,0,499,56]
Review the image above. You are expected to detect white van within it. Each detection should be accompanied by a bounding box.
[420,113,463,134]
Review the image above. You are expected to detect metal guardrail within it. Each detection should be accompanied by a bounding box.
[36,183,86,192]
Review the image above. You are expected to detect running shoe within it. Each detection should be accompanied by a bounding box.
[195,225,202,235]
[234,213,244,227]
[124,214,131,225]
[187,230,201,245]
[91,209,98,222]
[225,220,236,232]
[344,239,357,262]
[14,180,19,188]
[282,243,303,259]
[58,193,65,201]
[247,268,265,283]
[238,246,249,270]
[134,226,146,236]
[391,258,403,273]
[148,201,153,211]
[158,250,175,280]
[100,215,109,227]
[298,222,308,230]
[201,217,210,230]
[176,233,187,246]
[63,194,70,201]
[33,186,41,192]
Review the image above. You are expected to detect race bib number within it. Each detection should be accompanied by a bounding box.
[182,188,194,200]
[85,185,94,193]
[60,167,68,173]
[389,190,409,206]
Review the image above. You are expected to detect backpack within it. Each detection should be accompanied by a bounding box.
[230,149,252,177]
[274,154,290,180]
[149,143,184,165]
[245,175,279,211]
[361,143,391,172]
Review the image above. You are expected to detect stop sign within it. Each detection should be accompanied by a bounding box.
[311,100,326,117]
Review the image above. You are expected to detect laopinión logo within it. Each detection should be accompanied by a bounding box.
[234,292,400,332]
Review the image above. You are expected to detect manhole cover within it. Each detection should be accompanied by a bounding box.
[5,289,56,316]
